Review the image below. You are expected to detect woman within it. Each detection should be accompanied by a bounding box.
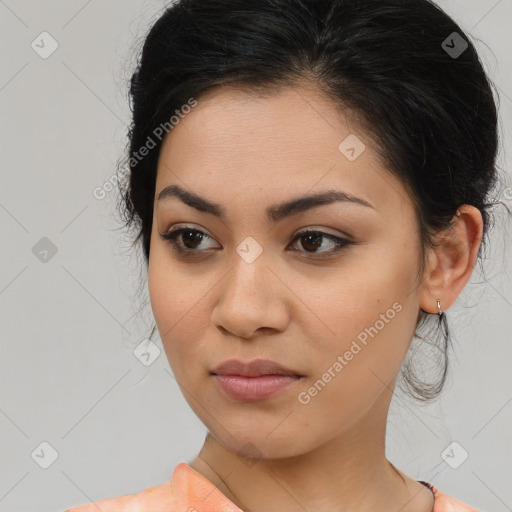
[66,0,506,510]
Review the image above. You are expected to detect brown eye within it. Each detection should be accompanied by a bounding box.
[159,227,218,255]
[159,226,352,259]
[289,230,352,256]
[177,229,205,249]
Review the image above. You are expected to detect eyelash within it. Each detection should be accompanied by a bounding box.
[159,226,353,259]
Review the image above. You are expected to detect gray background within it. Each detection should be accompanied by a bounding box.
[0,1,511,511]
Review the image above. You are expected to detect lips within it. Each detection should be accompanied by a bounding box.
[210,359,304,401]
[210,358,302,377]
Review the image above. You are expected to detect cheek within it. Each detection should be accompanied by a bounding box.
[148,253,189,364]
[279,299,415,450]
[302,245,420,400]
[147,251,215,380]
[148,242,198,330]
[148,252,174,331]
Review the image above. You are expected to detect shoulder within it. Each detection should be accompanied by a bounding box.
[430,483,483,512]
[64,481,176,512]
[63,462,243,512]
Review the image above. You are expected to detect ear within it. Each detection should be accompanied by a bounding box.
[419,205,483,314]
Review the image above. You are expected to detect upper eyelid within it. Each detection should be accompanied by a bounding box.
[165,223,350,238]
[164,224,352,246]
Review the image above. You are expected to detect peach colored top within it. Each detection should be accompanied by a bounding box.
[65,462,482,511]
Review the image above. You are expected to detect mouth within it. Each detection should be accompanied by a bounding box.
[210,358,303,377]
[210,359,304,401]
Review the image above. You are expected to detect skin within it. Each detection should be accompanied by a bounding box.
[147,82,483,512]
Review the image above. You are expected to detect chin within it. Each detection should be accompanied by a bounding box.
[210,426,317,461]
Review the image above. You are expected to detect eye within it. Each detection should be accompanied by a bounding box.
[287,229,352,257]
[159,226,353,258]
[159,226,219,256]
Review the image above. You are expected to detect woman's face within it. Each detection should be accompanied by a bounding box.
[148,84,426,458]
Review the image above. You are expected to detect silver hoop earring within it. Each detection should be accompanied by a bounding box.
[436,299,443,319]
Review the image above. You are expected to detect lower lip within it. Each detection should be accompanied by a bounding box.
[213,374,302,401]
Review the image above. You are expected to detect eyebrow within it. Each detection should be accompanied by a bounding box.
[156,184,376,223]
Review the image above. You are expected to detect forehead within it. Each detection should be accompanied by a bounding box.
[161,83,363,155]
[155,84,412,220]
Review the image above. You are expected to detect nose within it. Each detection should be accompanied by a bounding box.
[210,255,290,340]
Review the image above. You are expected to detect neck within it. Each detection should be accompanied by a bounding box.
[188,401,434,512]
